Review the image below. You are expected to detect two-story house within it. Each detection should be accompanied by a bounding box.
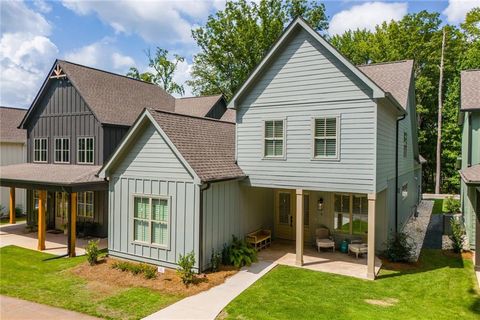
[459,69,480,271]
[99,18,422,279]
[0,60,228,256]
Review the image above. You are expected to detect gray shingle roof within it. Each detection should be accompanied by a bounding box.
[148,109,244,182]
[460,164,480,184]
[461,70,480,111]
[0,107,26,143]
[58,60,175,126]
[0,163,103,185]
[358,60,414,110]
[220,109,236,123]
[175,95,223,117]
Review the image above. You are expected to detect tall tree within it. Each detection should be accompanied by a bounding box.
[435,28,446,194]
[127,48,185,96]
[188,0,329,100]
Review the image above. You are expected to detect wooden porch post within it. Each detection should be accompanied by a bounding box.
[37,190,46,251]
[296,189,304,266]
[70,192,77,257]
[9,187,16,224]
[367,193,377,280]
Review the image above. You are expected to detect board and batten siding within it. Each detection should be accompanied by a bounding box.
[108,122,200,269]
[236,28,376,194]
[26,79,104,165]
[201,181,274,270]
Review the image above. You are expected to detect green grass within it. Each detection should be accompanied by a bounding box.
[432,199,447,214]
[0,246,182,320]
[223,250,480,319]
[0,216,26,225]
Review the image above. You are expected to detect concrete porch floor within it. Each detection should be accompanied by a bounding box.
[0,222,107,256]
[258,240,382,280]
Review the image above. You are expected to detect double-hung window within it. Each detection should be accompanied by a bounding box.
[264,120,284,158]
[54,138,69,163]
[34,138,48,162]
[334,194,368,235]
[133,196,169,247]
[314,117,338,159]
[78,137,94,164]
[77,191,94,218]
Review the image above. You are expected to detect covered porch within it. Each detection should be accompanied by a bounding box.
[0,163,107,257]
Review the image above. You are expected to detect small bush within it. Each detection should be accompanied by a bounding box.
[449,217,464,253]
[111,261,158,279]
[15,206,23,217]
[210,248,222,272]
[177,251,196,285]
[222,235,257,268]
[444,196,460,214]
[85,240,100,266]
[383,232,415,263]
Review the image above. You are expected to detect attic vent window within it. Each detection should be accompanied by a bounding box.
[50,64,66,79]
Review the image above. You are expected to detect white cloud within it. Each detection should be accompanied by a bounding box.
[33,0,52,13]
[173,59,193,97]
[61,0,219,44]
[443,0,480,23]
[329,2,408,36]
[64,38,136,74]
[0,1,58,107]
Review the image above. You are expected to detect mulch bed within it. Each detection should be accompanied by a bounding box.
[69,257,238,296]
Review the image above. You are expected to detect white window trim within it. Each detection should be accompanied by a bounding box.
[262,118,287,160]
[401,182,408,200]
[33,138,48,163]
[311,116,340,161]
[334,193,368,235]
[130,193,171,250]
[77,191,94,218]
[54,137,70,164]
[77,136,95,164]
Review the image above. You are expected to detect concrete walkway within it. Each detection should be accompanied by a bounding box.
[144,261,276,320]
[0,295,100,320]
[0,222,107,255]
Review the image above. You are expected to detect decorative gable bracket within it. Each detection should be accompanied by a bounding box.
[50,64,66,79]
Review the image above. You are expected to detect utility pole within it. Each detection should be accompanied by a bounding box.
[435,28,446,194]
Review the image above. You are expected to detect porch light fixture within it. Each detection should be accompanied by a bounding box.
[317,198,324,211]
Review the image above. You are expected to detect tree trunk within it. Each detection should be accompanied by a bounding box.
[435,28,446,194]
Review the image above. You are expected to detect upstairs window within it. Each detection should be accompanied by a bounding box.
[34,138,48,163]
[264,120,284,158]
[314,117,338,159]
[54,138,69,163]
[78,137,94,164]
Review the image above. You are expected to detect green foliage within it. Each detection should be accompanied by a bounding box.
[177,251,196,285]
[111,260,158,279]
[449,217,465,253]
[210,248,222,272]
[444,196,460,213]
[85,240,100,266]
[127,47,185,95]
[383,232,415,263]
[188,0,328,100]
[222,235,257,268]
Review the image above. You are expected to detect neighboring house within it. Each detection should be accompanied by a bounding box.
[0,107,27,215]
[99,18,421,279]
[0,60,227,253]
[459,69,480,270]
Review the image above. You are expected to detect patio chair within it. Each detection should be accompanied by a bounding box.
[315,227,335,252]
[348,240,368,259]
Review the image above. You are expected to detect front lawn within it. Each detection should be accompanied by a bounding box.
[432,199,447,214]
[0,216,26,225]
[0,246,183,320]
[222,250,480,319]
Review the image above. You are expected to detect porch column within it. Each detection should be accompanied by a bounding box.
[9,187,15,224]
[296,189,304,266]
[37,190,46,251]
[69,192,77,257]
[367,193,376,280]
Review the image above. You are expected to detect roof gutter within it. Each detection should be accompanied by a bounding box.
[395,113,406,233]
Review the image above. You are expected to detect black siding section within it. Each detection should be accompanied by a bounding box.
[103,125,129,163]
[205,99,227,119]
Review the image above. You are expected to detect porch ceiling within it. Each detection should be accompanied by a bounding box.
[0,163,107,191]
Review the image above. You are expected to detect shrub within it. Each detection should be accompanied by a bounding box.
[383,232,415,263]
[444,196,460,214]
[449,217,464,253]
[85,240,100,266]
[177,251,196,285]
[210,248,222,272]
[111,261,158,279]
[143,265,158,279]
[222,235,257,268]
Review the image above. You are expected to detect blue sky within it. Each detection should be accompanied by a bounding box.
[1,0,479,108]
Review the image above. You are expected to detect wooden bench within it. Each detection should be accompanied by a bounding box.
[246,229,272,251]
